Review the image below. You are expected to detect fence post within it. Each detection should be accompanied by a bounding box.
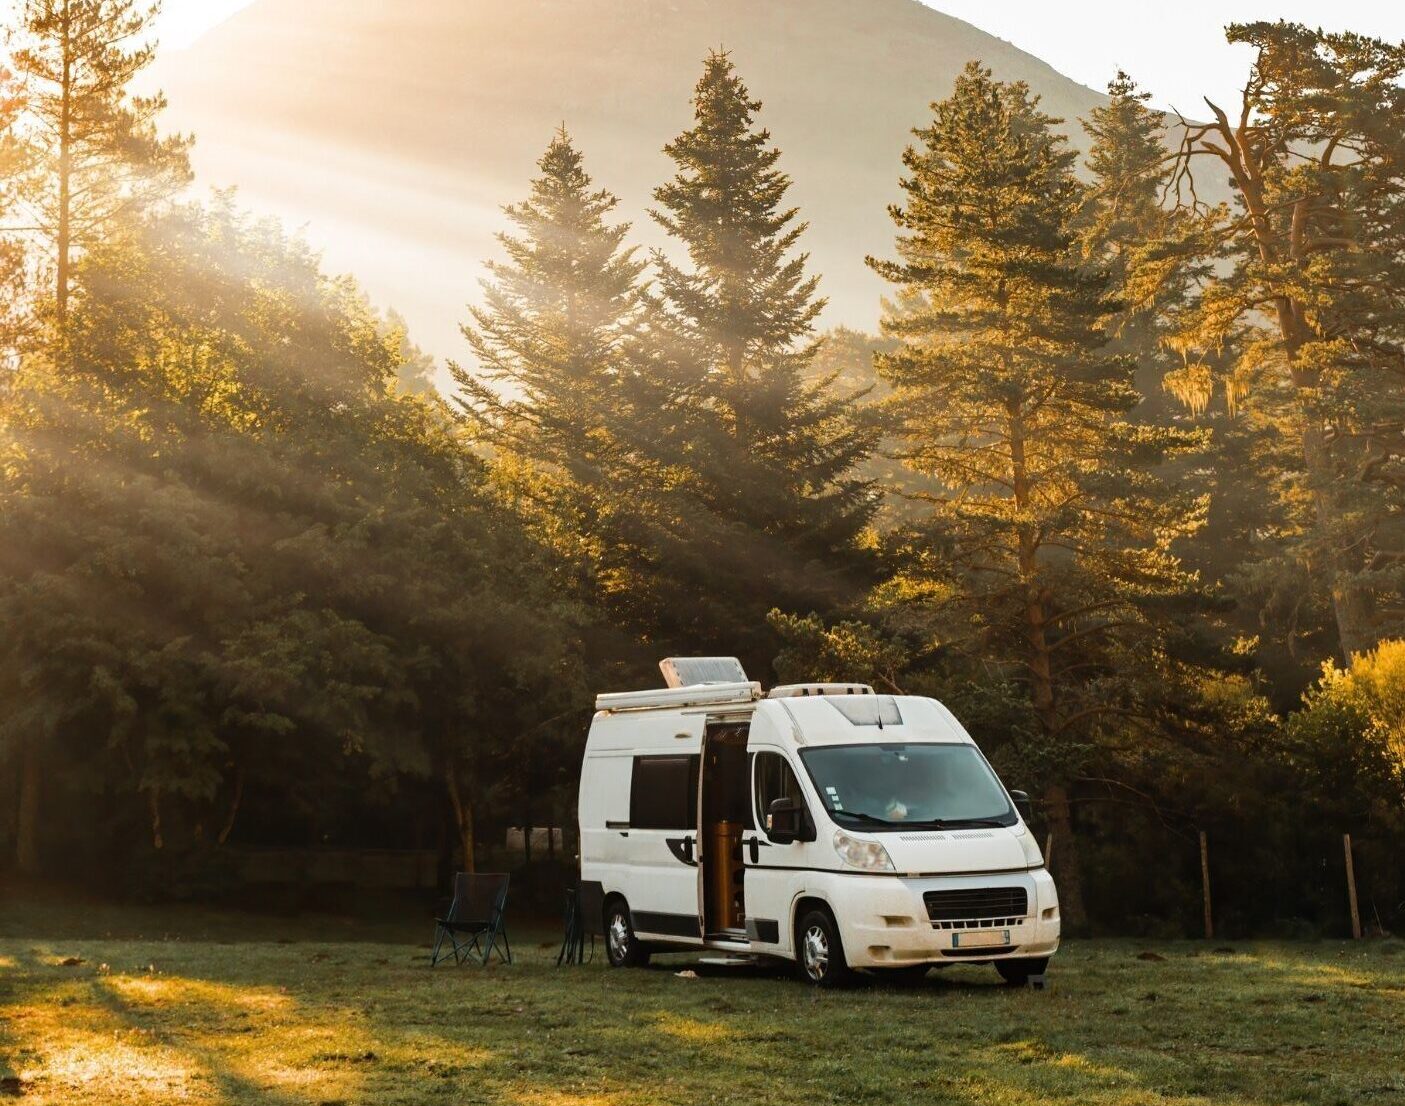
[1199,830,1213,940]
[1343,833,1362,940]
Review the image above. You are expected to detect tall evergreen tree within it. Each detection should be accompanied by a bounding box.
[456,128,645,484]
[1081,73,1325,691]
[644,51,878,673]
[1167,22,1405,660]
[454,127,649,607]
[0,63,27,360]
[1079,72,1193,407]
[9,0,190,326]
[869,63,1206,925]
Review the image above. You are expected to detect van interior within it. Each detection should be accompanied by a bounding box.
[699,721,752,938]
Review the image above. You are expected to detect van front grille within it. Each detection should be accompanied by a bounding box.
[924,886,1028,924]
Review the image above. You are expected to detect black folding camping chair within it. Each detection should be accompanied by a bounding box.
[556,881,597,966]
[430,872,512,966]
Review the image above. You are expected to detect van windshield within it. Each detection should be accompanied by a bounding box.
[799,743,1016,829]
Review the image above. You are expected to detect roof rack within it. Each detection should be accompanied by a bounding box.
[596,681,762,713]
[768,683,875,698]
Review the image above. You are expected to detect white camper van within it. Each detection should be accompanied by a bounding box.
[577,658,1060,986]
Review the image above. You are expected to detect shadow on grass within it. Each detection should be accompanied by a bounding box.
[3,934,1403,1105]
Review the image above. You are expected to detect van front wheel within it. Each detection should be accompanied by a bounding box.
[604,900,650,968]
[796,907,854,987]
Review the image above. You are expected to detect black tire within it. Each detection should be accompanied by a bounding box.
[795,907,855,988]
[604,899,650,968]
[995,956,1049,985]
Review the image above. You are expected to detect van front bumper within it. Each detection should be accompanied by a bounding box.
[831,867,1060,969]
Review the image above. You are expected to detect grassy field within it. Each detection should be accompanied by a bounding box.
[0,895,1401,1106]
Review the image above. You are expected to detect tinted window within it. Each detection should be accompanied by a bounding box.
[754,751,807,835]
[630,755,699,830]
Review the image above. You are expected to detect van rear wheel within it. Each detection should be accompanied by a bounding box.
[796,907,854,988]
[995,956,1048,985]
[604,900,650,968]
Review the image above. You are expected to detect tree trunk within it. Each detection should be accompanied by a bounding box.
[16,742,41,874]
[148,787,164,850]
[1008,401,1058,729]
[1007,398,1089,927]
[445,767,476,873]
[1300,416,1375,659]
[217,765,245,846]
[1044,783,1087,930]
[55,1,73,326]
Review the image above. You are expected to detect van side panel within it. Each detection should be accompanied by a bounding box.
[579,753,630,853]
[578,710,706,945]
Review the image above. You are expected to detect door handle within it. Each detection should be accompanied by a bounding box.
[746,837,759,864]
[665,835,696,866]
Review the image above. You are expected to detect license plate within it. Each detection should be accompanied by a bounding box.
[952,929,1011,949]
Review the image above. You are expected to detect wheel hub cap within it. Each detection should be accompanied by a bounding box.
[608,914,629,959]
[803,925,829,979]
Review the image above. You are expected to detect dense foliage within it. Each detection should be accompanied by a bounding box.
[0,12,1401,934]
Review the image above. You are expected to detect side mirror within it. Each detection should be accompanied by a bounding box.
[767,797,802,845]
[1009,789,1033,823]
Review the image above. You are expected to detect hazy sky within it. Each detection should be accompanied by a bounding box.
[0,1,249,49]
[9,1,1405,109]
[925,1,1405,112]
[150,0,251,48]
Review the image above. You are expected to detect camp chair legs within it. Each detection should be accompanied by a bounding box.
[466,926,511,966]
[430,872,513,967]
[557,884,594,966]
[430,924,469,966]
[430,921,511,966]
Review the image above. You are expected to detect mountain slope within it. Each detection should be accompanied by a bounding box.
[151,0,1119,363]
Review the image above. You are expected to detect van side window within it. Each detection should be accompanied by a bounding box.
[630,755,699,830]
[754,752,806,834]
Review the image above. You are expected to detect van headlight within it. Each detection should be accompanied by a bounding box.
[833,829,894,872]
[1017,829,1044,867]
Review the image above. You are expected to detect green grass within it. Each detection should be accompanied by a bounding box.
[0,895,1401,1106]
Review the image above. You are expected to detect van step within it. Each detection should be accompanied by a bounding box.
[704,931,749,945]
[697,955,761,967]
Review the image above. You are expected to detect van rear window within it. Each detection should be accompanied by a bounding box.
[630,755,699,830]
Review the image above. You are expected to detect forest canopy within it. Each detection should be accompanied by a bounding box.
[0,3,1402,935]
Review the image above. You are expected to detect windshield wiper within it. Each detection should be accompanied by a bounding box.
[917,817,1009,829]
[832,810,1010,829]
[832,809,903,826]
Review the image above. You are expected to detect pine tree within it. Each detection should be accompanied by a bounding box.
[1081,73,1325,687]
[454,127,646,575]
[869,62,1206,926]
[1081,73,1187,409]
[1081,73,1170,271]
[9,0,190,326]
[1167,22,1405,660]
[0,63,27,359]
[644,51,877,673]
